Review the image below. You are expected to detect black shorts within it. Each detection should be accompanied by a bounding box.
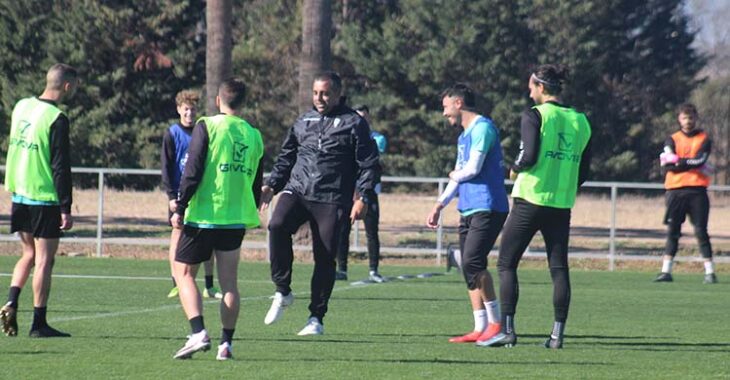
[175,225,245,264]
[10,203,63,239]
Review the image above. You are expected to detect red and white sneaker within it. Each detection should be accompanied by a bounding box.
[448,330,482,343]
[476,323,502,344]
[216,342,233,361]
[173,330,211,359]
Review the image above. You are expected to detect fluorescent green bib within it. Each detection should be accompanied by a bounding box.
[5,97,63,202]
[512,103,591,208]
[185,115,263,227]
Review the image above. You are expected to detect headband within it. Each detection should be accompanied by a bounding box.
[531,73,560,87]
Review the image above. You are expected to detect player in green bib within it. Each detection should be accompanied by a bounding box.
[2,64,79,338]
[486,65,592,349]
[170,79,264,361]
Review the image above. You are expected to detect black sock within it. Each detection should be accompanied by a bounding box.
[171,277,177,287]
[32,306,48,330]
[205,275,214,289]
[189,315,205,334]
[551,321,565,339]
[7,286,21,309]
[221,328,235,345]
[502,314,515,334]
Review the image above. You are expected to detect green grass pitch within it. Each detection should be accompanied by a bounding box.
[0,255,728,379]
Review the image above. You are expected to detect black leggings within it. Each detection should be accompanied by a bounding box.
[268,192,348,321]
[337,195,380,272]
[458,211,507,290]
[664,188,712,259]
[497,198,572,323]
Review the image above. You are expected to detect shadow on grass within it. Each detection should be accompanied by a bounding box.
[3,350,66,355]
[240,356,613,366]
[334,296,464,302]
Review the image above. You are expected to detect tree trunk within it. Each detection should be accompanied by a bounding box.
[298,0,332,114]
[206,0,233,115]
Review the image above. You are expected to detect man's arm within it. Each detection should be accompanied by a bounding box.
[578,134,592,186]
[353,117,380,202]
[49,115,72,214]
[667,137,711,172]
[175,121,209,216]
[512,109,541,173]
[161,129,178,201]
[266,124,299,193]
[252,158,264,208]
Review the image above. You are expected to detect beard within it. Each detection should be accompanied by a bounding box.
[449,113,462,129]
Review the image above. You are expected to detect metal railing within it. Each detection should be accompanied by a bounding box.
[2,166,730,268]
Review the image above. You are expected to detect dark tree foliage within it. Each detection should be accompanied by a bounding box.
[0,0,705,188]
[0,1,206,188]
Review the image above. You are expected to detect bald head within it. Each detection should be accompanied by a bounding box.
[46,63,78,91]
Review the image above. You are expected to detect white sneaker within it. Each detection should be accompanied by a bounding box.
[264,292,294,325]
[297,317,324,336]
[173,330,211,359]
[369,271,385,283]
[216,342,233,361]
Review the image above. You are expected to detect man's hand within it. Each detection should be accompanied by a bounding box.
[426,203,443,229]
[170,213,183,229]
[660,152,679,166]
[350,199,367,223]
[168,199,177,213]
[60,213,73,230]
[259,185,274,211]
[509,169,518,181]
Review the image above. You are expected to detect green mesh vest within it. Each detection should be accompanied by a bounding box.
[512,103,591,209]
[4,97,63,202]
[185,114,263,227]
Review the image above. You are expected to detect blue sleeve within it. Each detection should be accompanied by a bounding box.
[371,131,387,153]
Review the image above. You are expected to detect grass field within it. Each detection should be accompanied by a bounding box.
[0,256,728,379]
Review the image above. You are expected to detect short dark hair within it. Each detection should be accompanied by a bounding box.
[441,83,476,109]
[313,71,342,94]
[218,78,246,109]
[353,104,369,113]
[531,64,569,95]
[46,63,78,91]
[676,103,698,116]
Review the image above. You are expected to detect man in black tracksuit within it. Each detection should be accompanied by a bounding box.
[260,71,380,335]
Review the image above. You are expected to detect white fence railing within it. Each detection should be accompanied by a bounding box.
[2,166,730,268]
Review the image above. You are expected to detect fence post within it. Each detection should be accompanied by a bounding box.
[436,179,445,266]
[96,170,105,257]
[609,184,617,271]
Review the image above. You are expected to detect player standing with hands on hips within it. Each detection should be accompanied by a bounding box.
[485,65,591,349]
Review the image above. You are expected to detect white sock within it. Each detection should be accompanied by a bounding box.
[704,261,715,275]
[484,300,501,324]
[473,310,487,332]
[661,259,673,274]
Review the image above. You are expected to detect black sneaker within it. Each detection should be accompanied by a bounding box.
[654,272,673,282]
[703,273,718,284]
[29,325,71,338]
[544,336,563,349]
[335,271,348,281]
